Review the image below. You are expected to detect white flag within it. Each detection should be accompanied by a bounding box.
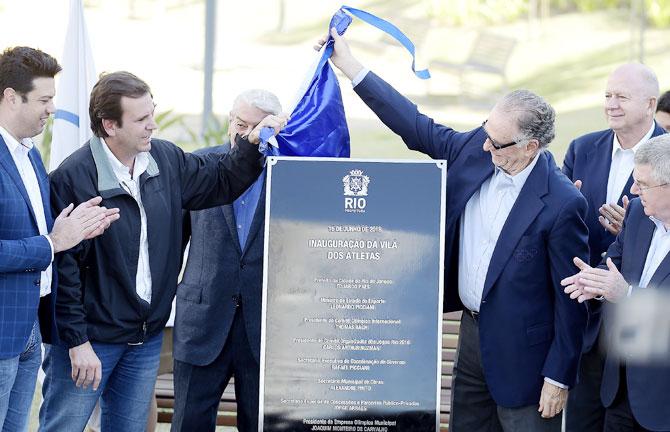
[49,0,96,172]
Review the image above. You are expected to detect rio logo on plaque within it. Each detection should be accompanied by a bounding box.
[259,157,446,432]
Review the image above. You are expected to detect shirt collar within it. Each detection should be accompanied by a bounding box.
[100,137,149,181]
[649,216,670,234]
[494,150,542,192]
[0,126,34,153]
[611,121,655,160]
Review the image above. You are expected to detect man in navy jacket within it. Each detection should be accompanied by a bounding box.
[563,134,670,432]
[562,63,665,431]
[171,89,282,432]
[41,72,287,432]
[318,29,589,431]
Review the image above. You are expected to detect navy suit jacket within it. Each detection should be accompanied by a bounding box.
[600,198,670,431]
[355,72,589,407]
[0,136,58,359]
[174,144,265,366]
[562,123,666,350]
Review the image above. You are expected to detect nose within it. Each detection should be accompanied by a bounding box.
[147,115,158,130]
[46,100,56,115]
[630,181,639,195]
[483,137,494,152]
[605,96,619,110]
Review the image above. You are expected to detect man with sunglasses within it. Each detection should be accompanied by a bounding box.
[317,29,589,431]
[563,135,670,432]
[562,63,665,432]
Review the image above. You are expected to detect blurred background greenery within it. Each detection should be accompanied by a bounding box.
[1,0,664,169]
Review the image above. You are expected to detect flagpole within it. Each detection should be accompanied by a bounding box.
[201,0,217,135]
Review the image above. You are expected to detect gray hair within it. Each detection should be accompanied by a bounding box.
[635,134,670,184]
[499,89,556,149]
[233,89,282,115]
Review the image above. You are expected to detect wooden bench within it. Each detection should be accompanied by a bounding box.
[428,32,516,97]
[156,311,462,430]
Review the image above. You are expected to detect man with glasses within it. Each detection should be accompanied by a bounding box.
[562,63,665,432]
[316,29,589,431]
[563,134,670,432]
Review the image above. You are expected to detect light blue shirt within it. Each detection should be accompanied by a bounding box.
[459,152,541,312]
[233,169,266,250]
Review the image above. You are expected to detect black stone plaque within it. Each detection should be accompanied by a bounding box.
[259,158,446,432]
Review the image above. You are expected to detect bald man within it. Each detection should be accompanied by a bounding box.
[562,63,666,431]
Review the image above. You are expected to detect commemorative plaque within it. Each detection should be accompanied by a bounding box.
[259,158,446,432]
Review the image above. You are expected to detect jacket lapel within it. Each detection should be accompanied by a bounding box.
[617,175,635,205]
[0,136,40,227]
[628,217,655,287]
[482,152,549,299]
[241,181,267,255]
[222,205,243,255]
[583,131,613,207]
[28,147,54,230]
[647,250,670,291]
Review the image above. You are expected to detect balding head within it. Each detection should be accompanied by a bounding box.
[608,63,660,101]
[605,63,659,140]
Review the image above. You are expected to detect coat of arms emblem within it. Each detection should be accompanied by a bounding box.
[342,169,370,196]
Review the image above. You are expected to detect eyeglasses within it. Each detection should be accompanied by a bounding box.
[633,179,669,193]
[481,120,519,150]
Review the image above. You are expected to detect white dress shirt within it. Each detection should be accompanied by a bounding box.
[638,217,670,289]
[605,123,654,205]
[100,138,152,304]
[459,152,541,312]
[0,126,54,297]
[459,152,567,388]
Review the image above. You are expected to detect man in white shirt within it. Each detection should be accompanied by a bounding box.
[41,71,286,432]
[562,63,665,431]
[317,28,589,432]
[0,46,118,431]
[563,134,670,432]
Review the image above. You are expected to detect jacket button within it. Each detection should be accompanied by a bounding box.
[34,279,41,285]
[240,263,245,269]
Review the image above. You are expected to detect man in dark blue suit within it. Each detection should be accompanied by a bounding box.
[562,63,665,432]
[171,89,282,432]
[563,134,670,432]
[0,46,117,431]
[318,29,589,431]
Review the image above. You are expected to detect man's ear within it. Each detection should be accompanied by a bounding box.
[2,88,18,106]
[525,138,540,155]
[102,118,117,137]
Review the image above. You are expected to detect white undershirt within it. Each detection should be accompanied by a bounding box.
[0,126,54,297]
[100,138,152,304]
[459,152,541,311]
[605,123,654,205]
